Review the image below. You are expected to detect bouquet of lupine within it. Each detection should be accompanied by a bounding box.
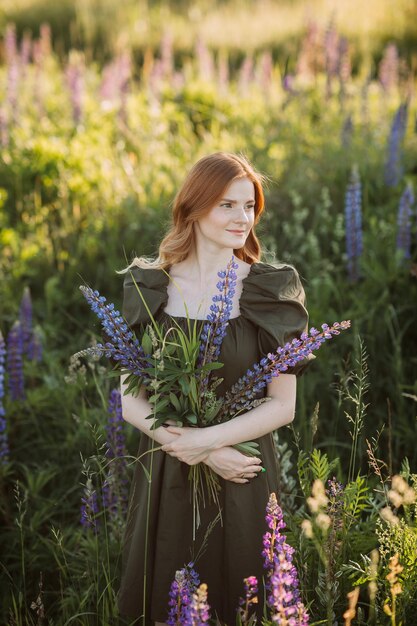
[77,256,350,528]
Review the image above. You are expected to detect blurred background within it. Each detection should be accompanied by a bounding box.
[1,0,417,623]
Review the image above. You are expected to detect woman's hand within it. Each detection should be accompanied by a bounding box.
[204,447,263,484]
[161,425,220,465]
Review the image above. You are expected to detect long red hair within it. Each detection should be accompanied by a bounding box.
[123,152,268,271]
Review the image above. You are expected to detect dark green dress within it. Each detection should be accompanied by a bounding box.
[118,261,313,625]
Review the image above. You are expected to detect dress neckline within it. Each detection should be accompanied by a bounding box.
[161,262,258,322]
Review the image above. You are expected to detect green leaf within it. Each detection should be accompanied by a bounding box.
[179,377,190,395]
[201,362,224,371]
[189,377,198,405]
[185,414,198,425]
[141,331,153,355]
[233,441,261,457]
[154,397,170,412]
[169,392,182,413]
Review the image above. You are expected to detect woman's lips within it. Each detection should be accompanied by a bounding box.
[227,230,245,234]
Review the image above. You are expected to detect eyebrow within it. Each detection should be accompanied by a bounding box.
[220,198,255,203]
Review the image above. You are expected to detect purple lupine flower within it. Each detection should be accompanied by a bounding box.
[262,493,309,625]
[385,102,408,187]
[78,286,150,377]
[4,24,17,64]
[6,321,25,401]
[379,43,399,94]
[19,287,32,356]
[324,19,339,98]
[396,182,414,260]
[344,167,362,282]
[19,288,42,363]
[39,23,52,57]
[296,20,321,79]
[198,256,238,370]
[217,321,350,421]
[160,30,174,78]
[100,52,131,121]
[337,36,351,103]
[217,53,229,95]
[65,55,84,125]
[196,37,215,82]
[102,388,128,520]
[258,51,273,93]
[0,331,9,465]
[6,59,20,118]
[20,32,32,70]
[32,40,45,119]
[238,54,254,96]
[167,563,200,625]
[238,576,258,624]
[80,478,100,531]
[337,37,351,85]
[4,24,20,120]
[282,74,296,95]
[190,583,211,625]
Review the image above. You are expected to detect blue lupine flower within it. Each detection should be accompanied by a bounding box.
[396,182,414,261]
[379,43,399,94]
[79,286,150,378]
[262,493,309,624]
[385,102,408,187]
[0,331,9,465]
[102,388,128,521]
[6,321,25,401]
[19,287,42,362]
[218,321,350,422]
[344,167,363,283]
[198,255,238,369]
[167,563,200,625]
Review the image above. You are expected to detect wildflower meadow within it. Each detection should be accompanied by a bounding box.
[1,1,417,624]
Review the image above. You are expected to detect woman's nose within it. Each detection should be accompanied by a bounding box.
[233,207,250,223]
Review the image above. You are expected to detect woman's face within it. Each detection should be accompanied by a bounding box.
[194,177,255,250]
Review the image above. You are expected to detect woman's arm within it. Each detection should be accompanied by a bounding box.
[120,374,179,446]
[162,374,297,464]
[120,373,264,481]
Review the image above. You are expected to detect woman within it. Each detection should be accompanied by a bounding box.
[118,152,313,625]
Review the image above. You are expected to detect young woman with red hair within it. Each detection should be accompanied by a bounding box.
[118,152,312,625]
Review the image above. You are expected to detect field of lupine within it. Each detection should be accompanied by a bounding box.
[1,7,417,625]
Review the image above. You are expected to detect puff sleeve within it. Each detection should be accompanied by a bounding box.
[122,266,169,336]
[240,262,315,376]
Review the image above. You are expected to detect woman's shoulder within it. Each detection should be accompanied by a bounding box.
[240,260,313,375]
[122,262,169,328]
[122,261,168,287]
[242,260,304,301]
